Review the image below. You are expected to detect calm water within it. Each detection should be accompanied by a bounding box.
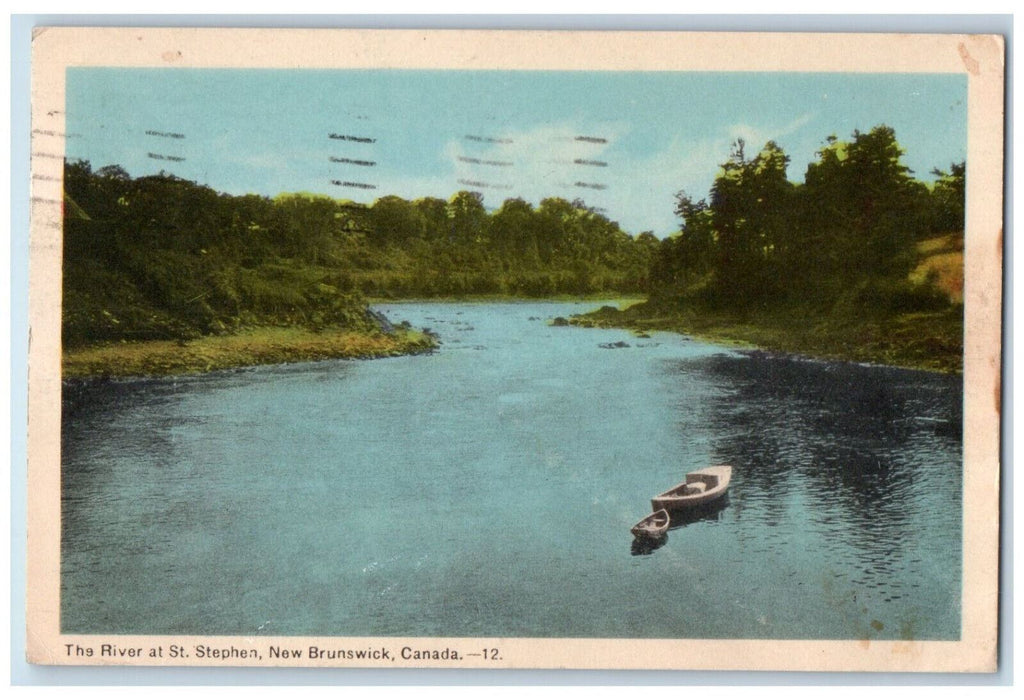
[61,302,963,640]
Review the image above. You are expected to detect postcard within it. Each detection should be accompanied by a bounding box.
[26,27,1004,672]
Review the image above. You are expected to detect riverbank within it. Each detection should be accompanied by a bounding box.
[368,293,647,305]
[63,326,437,378]
[570,300,963,373]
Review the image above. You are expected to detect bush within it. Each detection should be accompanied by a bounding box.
[840,278,951,315]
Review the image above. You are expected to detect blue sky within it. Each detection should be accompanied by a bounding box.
[65,68,966,236]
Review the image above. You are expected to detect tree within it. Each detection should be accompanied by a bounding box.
[650,123,962,317]
[796,125,926,301]
[370,195,425,246]
[843,125,925,275]
[96,164,131,181]
[535,197,576,265]
[488,197,538,267]
[930,161,966,234]
[414,196,449,242]
[653,192,715,292]
[446,190,487,246]
[704,139,793,305]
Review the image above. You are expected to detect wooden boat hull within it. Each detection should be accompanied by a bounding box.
[651,465,732,512]
[631,509,670,538]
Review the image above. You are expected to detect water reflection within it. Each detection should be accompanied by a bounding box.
[667,351,963,613]
[630,534,668,556]
[667,496,730,529]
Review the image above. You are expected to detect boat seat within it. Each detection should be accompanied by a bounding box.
[687,482,707,495]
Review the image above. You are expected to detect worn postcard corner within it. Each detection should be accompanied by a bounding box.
[27,27,1003,673]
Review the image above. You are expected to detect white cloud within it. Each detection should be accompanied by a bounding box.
[370,121,625,211]
[441,122,626,209]
[603,112,820,235]
[724,111,817,151]
[311,112,822,238]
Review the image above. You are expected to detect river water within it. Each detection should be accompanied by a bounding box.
[61,301,963,640]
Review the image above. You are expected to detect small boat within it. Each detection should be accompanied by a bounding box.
[651,465,732,512]
[631,509,670,539]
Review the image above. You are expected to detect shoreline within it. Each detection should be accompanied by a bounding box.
[570,302,963,374]
[367,294,646,305]
[62,326,437,379]
[62,296,963,379]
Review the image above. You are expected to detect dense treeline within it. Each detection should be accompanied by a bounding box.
[62,124,964,366]
[62,161,654,347]
[63,162,373,348]
[349,191,655,296]
[650,125,965,314]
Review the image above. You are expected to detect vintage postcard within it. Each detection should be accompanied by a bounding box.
[27,28,1004,672]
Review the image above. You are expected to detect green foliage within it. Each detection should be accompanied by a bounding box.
[651,125,963,321]
[63,162,652,348]
[63,162,379,347]
[835,278,954,316]
[928,162,966,234]
[799,126,929,283]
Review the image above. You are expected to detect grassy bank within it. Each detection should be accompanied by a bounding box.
[63,327,437,379]
[570,233,965,373]
[571,301,963,373]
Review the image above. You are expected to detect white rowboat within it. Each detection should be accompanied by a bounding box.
[651,465,732,512]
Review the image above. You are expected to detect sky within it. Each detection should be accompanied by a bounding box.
[65,68,967,236]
